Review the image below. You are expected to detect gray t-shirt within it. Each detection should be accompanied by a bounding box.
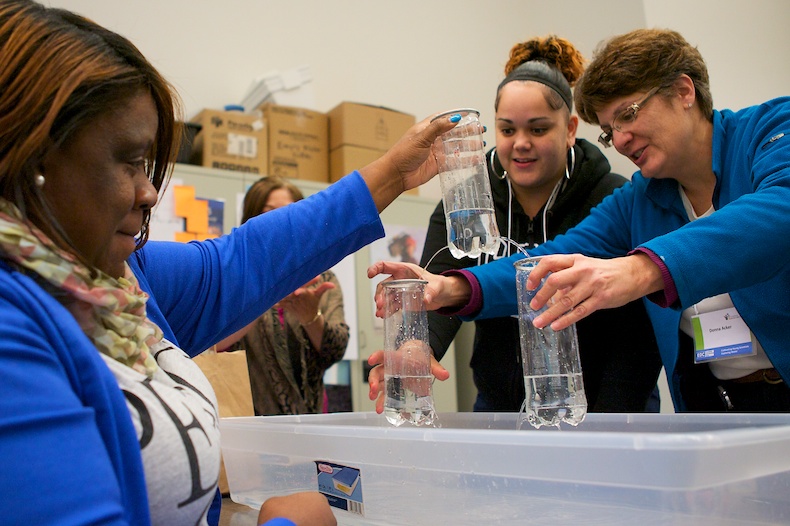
[102,339,220,525]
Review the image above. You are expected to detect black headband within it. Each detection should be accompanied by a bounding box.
[497,61,573,111]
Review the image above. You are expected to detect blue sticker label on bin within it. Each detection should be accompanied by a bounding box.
[315,461,364,516]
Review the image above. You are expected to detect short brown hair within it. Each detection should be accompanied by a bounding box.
[241,176,304,224]
[574,29,713,125]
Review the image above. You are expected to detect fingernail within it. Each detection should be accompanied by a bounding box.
[449,114,461,123]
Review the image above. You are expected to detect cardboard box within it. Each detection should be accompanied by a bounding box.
[193,350,253,496]
[329,145,383,183]
[328,102,415,151]
[330,145,418,195]
[261,104,328,182]
[189,109,267,174]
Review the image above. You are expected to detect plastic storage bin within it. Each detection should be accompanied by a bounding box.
[219,412,790,525]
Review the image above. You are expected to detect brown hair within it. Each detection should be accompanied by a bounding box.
[0,0,182,255]
[495,35,586,112]
[574,28,713,125]
[241,176,304,224]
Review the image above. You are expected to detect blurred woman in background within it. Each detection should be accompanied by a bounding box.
[218,176,349,416]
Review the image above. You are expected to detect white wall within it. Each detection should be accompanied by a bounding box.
[44,1,788,192]
[43,0,637,192]
[644,0,790,110]
[42,0,790,194]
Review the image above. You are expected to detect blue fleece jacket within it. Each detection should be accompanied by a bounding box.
[0,172,382,525]
[466,98,790,411]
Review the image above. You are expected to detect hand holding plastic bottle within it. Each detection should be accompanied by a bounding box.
[523,253,664,331]
[366,261,471,318]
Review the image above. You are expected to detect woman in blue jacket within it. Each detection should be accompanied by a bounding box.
[369,28,790,413]
[0,2,457,525]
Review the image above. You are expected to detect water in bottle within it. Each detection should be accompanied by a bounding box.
[447,206,498,259]
[431,109,500,259]
[441,164,499,258]
[384,370,436,427]
[382,280,437,427]
[515,257,587,429]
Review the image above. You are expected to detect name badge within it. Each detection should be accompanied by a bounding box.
[692,308,754,363]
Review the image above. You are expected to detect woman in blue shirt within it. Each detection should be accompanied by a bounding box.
[0,2,457,525]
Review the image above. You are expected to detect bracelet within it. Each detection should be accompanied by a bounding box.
[304,309,322,326]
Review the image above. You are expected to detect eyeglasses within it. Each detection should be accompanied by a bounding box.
[598,87,660,148]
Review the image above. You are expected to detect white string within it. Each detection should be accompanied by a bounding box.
[542,178,564,245]
[422,245,450,270]
[422,236,529,273]
[497,236,531,258]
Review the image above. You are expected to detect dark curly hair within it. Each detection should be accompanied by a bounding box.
[496,35,586,113]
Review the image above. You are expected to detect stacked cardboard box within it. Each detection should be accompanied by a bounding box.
[328,102,416,191]
[188,108,268,174]
[260,103,328,183]
[189,102,417,188]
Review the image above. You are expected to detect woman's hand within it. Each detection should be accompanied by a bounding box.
[366,261,471,318]
[277,275,335,326]
[366,349,450,414]
[526,253,663,330]
[258,491,336,526]
[358,112,460,212]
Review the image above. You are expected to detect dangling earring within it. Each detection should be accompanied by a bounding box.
[565,146,575,180]
[34,174,45,188]
[490,147,507,180]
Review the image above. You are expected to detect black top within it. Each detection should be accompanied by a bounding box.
[420,139,662,412]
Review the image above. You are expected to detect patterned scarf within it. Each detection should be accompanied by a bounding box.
[0,198,160,377]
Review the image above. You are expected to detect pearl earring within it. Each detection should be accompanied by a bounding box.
[34,174,45,188]
[687,103,693,108]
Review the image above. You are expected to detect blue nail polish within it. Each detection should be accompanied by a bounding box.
[449,114,461,123]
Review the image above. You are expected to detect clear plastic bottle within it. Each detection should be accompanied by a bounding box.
[382,279,436,427]
[515,257,587,429]
[430,109,500,259]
